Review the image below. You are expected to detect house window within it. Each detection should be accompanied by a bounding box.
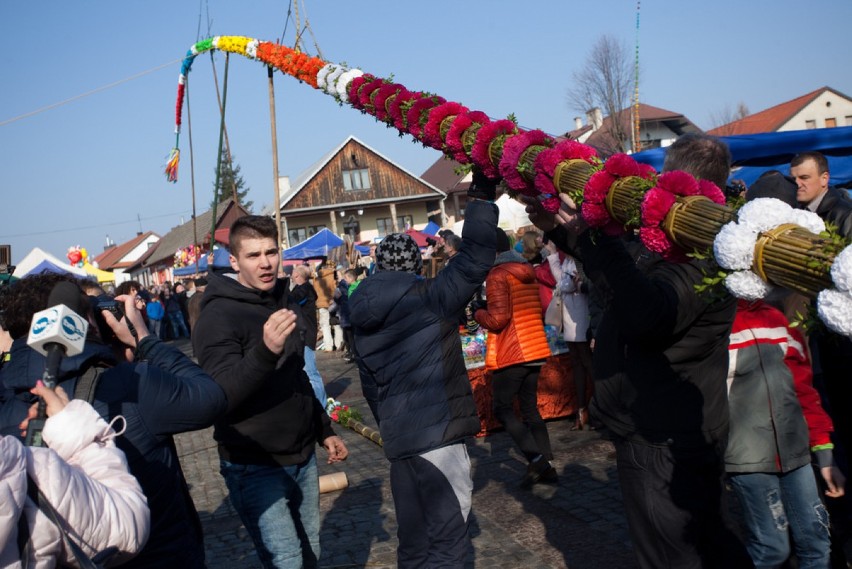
[846,116,852,126]
[805,119,816,129]
[288,225,326,245]
[376,215,413,237]
[288,227,307,245]
[342,168,371,191]
[825,117,837,128]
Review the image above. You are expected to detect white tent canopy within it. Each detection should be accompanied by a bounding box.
[12,247,88,278]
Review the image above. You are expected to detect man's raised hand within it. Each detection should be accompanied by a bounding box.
[263,309,298,354]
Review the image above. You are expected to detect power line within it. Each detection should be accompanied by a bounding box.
[0,210,190,239]
[0,59,182,127]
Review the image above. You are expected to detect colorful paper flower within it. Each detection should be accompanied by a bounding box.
[445,110,490,164]
[470,119,518,179]
[533,140,600,204]
[498,130,553,194]
[638,170,725,259]
[372,83,403,122]
[422,102,469,150]
[405,95,446,138]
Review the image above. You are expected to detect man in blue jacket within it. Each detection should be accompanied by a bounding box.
[0,273,229,568]
[350,171,497,568]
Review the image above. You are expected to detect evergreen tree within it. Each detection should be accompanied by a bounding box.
[211,150,253,211]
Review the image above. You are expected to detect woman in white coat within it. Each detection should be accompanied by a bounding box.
[549,253,594,430]
[0,382,150,568]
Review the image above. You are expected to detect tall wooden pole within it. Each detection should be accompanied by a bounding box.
[185,75,199,276]
[267,65,283,247]
[210,53,230,246]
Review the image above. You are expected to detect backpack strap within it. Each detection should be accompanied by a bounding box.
[74,366,104,404]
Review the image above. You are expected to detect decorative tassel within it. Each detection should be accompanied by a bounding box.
[165,148,180,183]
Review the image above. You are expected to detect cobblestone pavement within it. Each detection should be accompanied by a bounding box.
[173,341,638,568]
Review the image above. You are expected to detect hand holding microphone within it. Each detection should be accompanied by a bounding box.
[25,281,88,446]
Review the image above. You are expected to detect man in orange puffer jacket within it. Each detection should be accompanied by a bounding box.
[475,228,555,487]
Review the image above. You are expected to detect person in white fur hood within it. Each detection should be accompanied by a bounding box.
[0,381,149,568]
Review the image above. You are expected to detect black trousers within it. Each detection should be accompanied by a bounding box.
[491,363,553,462]
[613,437,753,569]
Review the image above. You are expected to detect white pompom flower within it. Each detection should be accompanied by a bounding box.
[316,64,336,91]
[324,66,346,96]
[817,289,852,337]
[713,222,758,271]
[788,209,826,235]
[725,270,773,301]
[336,69,364,102]
[737,198,794,233]
[830,244,852,292]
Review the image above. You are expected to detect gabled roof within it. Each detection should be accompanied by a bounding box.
[141,199,248,267]
[281,136,445,212]
[707,87,852,136]
[566,103,701,155]
[420,157,471,195]
[93,231,159,271]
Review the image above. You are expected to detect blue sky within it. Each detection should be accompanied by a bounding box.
[2,1,851,264]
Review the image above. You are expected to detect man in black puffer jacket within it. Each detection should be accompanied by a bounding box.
[350,172,497,568]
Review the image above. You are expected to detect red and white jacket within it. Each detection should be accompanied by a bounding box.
[0,400,150,568]
[726,299,834,473]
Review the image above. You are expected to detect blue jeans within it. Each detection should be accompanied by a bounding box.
[303,346,328,405]
[220,454,321,568]
[729,465,831,569]
[168,311,189,338]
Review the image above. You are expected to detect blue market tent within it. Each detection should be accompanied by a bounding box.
[173,247,231,276]
[632,126,852,188]
[281,228,344,260]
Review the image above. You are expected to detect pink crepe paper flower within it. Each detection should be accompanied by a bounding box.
[388,89,417,131]
[581,201,612,228]
[657,170,699,196]
[637,163,658,181]
[347,74,373,109]
[604,153,641,178]
[470,119,518,179]
[540,195,561,214]
[357,78,386,113]
[445,110,490,164]
[641,187,677,228]
[406,95,446,138]
[698,179,726,205]
[373,83,403,122]
[499,130,553,192]
[639,227,673,256]
[422,102,468,150]
[533,140,599,199]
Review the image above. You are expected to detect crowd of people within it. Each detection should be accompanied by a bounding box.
[0,139,851,568]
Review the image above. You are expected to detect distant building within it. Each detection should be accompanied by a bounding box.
[277,136,447,246]
[708,86,852,136]
[126,198,249,286]
[420,158,470,226]
[565,103,702,156]
[92,231,159,286]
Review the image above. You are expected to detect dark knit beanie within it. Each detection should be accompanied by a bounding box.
[376,233,423,274]
[746,170,798,207]
[495,228,511,253]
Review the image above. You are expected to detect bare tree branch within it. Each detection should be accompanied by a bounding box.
[567,35,633,154]
[708,101,750,134]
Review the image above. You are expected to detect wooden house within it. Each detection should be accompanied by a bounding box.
[278,136,447,246]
